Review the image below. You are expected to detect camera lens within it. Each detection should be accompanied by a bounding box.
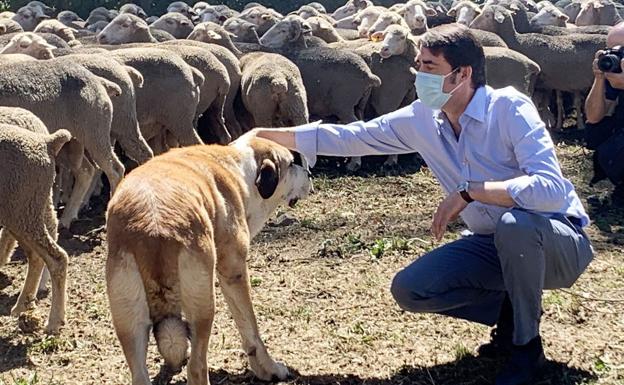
[598,54,621,73]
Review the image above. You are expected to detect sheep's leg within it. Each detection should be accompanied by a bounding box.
[84,135,125,194]
[574,91,585,130]
[11,242,44,317]
[337,111,360,172]
[114,129,154,166]
[0,229,17,267]
[60,154,96,229]
[38,195,60,294]
[345,156,363,172]
[81,171,104,214]
[555,91,564,131]
[170,118,204,148]
[383,155,400,169]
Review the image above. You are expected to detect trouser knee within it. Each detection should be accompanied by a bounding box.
[495,209,541,254]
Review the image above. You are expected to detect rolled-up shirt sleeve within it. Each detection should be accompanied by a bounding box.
[504,96,568,212]
[293,103,430,167]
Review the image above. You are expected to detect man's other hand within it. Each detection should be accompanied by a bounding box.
[431,192,469,241]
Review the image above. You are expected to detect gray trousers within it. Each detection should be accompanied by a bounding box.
[391,209,594,345]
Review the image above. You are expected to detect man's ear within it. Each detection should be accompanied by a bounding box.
[256,158,279,199]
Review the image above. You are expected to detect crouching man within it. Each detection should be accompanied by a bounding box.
[250,24,594,385]
[585,22,624,200]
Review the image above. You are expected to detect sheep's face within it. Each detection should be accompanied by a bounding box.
[240,7,280,30]
[119,4,148,19]
[223,18,258,41]
[193,2,210,14]
[197,7,226,24]
[35,19,77,42]
[530,6,568,27]
[563,1,582,20]
[57,11,83,26]
[188,22,232,45]
[448,2,481,26]
[87,20,108,33]
[260,18,306,48]
[379,25,409,58]
[151,13,194,38]
[12,6,48,32]
[403,1,436,31]
[0,32,55,59]
[469,5,507,31]
[355,8,382,37]
[26,1,52,15]
[367,11,403,37]
[167,1,196,19]
[575,0,601,26]
[297,6,319,19]
[97,14,149,44]
[332,0,369,20]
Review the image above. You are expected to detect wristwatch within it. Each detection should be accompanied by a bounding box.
[456,181,474,203]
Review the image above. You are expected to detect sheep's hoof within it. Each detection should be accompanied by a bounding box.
[11,300,35,317]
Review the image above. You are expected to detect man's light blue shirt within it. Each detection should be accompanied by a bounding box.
[293,85,590,235]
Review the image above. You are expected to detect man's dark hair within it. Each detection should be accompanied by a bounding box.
[419,24,486,88]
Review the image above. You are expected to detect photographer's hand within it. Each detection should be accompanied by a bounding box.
[593,50,606,78]
[604,58,624,90]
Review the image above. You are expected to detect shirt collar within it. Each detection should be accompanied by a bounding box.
[462,86,488,123]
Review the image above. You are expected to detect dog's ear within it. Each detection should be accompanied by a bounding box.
[255,158,279,199]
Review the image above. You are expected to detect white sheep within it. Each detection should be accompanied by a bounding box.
[0,115,71,334]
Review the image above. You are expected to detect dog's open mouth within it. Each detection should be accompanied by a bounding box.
[288,198,299,208]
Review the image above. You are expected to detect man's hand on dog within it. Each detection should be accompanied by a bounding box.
[431,192,468,241]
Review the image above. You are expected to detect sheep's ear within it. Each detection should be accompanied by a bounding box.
[558,13,569,21]
[370,30,384,41]
[425,6,438,16]
[43,41,56,49]
[261,13,272,20]
[0,25,5,34]
[255,158,279,199]
[447,8,457,16]
[494,10,505,22]
[395,5,407,15]
[508,3,520,12]
[36,14,50,21]
[475,6,482,14]
[218,15,227,22]
[354,0,367,10]
[134,20,149,30]
[206,29,222,39]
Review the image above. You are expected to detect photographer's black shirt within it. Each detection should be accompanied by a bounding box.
[585,80,624,149]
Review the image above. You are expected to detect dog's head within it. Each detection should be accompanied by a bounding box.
[234,136,313,209]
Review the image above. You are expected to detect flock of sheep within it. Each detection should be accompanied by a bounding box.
[0,0,616,343]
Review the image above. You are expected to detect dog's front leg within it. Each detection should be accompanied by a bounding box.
[217,254,289,382]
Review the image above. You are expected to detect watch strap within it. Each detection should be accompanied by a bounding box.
[459,189,474,203]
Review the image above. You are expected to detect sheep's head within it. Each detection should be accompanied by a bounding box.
[97,13,150,44]
[223,17,259,42]
[331,0,371,21]
[151,12,194,39]
[87,20,109,33]
[0,11,16,19]
[378,24,412,58]
[260,16,311,48]
[12,6,49,32]
[57,10,84,26]
[0,19,24,35]
[402,0,436,31]
[447,1,481,26]
[0,32,55,59]
[469,5,508,31]
[193,1,210,15]
[26,1,53,16]
[297,5,321,19]
[197,6,228,24]
[530,5,568,27]
[354,7,383,37]
[575,0,605,26]
[367,11,405,38]
[34,19,77,43]
[167,1,197,19]
[188,21,234,45]
[563,1,583,21]
[119,3,148,19]
[239,6,282,30]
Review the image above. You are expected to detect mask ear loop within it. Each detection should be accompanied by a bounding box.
[445,67,467,96]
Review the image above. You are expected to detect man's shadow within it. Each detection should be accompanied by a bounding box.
[162,355,595,385]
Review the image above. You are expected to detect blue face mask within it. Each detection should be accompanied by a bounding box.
[415,68,463,110]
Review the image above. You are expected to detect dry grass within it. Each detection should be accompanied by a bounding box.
[0,141,622,385]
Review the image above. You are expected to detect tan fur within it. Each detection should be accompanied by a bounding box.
[106,136,311,385]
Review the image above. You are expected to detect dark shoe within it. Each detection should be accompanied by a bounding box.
[495,336,546,385]
[477,295,513,357]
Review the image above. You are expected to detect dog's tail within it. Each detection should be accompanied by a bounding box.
[153,316,190,371]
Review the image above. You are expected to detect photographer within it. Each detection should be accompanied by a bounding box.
[585,23,624,198]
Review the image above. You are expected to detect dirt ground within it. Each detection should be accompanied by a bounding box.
[0,138,622,385]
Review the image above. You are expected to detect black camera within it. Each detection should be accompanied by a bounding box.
[598,45,624,73]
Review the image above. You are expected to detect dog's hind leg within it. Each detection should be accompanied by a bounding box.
[106,251,151,385]
[179,244,216,385]
[217,243,289,382]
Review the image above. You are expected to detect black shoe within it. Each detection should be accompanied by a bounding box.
[477,295,513,357]
[495,336,546,385]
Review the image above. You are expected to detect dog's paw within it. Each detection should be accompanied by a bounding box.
[269,361,289,381]
[253,359,290,382]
